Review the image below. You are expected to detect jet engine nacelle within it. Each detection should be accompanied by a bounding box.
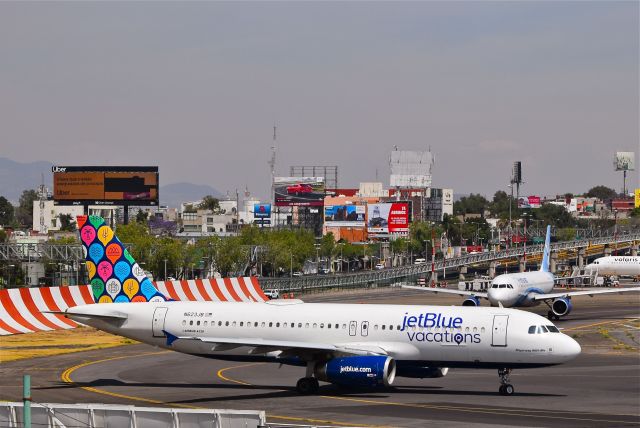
[551,297,573,317]
[315,356,396,387]
[396,366,449,379]
[462,296,481,307]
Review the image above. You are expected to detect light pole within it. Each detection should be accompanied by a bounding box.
[164,259,167,280]
[290,251,293,277]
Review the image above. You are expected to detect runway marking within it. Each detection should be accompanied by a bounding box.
[62,354,381,427]
[216,363,263,386]
[563,318,631,332]
[321,395,640,425]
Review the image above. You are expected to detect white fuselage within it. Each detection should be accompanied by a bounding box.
[585,256,640,277]
[488,271,555,308]
[67,300,580,369]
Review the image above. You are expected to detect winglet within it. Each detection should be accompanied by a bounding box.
[540,225,551,273]
[163,330,179,346]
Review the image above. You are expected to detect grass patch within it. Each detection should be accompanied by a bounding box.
[0,327,136,363]
[598,328,611,339]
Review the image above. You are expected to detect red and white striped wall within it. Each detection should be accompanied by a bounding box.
[0,277,267,336]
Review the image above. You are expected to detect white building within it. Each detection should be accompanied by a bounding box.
[32,200,118,233]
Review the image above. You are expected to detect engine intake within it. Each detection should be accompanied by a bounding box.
[315,356,396,387]
[552,297,573,317]
[462,296,481,307]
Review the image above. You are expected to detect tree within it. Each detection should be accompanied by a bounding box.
[58,214,76,231]
[199,195,223,214]
[454,193,489,217]
[488,191,511,219]
[136,210,148,224]
[15,189,38,228]
[585,186,617,201]
[0,197,14,226]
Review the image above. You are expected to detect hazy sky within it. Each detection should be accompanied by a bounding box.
[1,1,638,201]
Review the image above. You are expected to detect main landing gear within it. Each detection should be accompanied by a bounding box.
[296,377,319,394]
[498,368,515,396]
[296,361,319,395]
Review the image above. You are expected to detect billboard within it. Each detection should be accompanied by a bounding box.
[390,150,434,188]
[53,166,158,206]
[367,202,409,236]
[324,205,365,227]
[517,196,541,209]
[614,152,635,171]
[635,189,640,208]
[274,177,325,207]
[253,203,271,226]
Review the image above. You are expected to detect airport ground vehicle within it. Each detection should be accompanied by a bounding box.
[264,289,280,299]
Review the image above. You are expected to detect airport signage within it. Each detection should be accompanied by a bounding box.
[324,205,365,227]
[367,202,409,236]
[53,166,159,206]
[274,177,325,207]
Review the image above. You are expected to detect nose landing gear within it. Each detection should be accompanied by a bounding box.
[498,368,514,395]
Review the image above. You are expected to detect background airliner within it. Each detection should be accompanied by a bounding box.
[54,216,581,396]
[585,255,640,277]
[404,226,640,320]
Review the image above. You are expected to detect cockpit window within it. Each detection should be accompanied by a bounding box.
[492,284,498,289]
[528,326,536,334]
[499,284,506,289]
[547,325,560,333]
[540,325,549,333]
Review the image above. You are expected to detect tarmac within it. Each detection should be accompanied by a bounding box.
[1,286,639,427]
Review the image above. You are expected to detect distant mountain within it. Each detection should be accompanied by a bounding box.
[159,182,222,208]
[0,157,220,208]
[0,157,53,203]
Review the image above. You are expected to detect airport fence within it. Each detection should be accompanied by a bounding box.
[0,402,266,428]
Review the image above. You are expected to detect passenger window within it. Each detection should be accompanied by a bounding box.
[240,322,243,327]
[382,325,386,330]
[481,327,485,333]
[182,320,186,326]
[189,320,193,326]
[374,325,378,330]
[473,327,477,332]
[327,323,331,329]
[261,322,265,327]
[203,321,207,327]
[276,322,280,327]
[342,324,346,329]
[283,323,287,327]
[291,323,295,328]
[269,322,273,327]
[528,326,536,334]
[335,324,339,329]
[298,323,303,328]
[225,321,229,326]
[320,323,324,328]
[465,327,469,332]
[218,321,222,326]
[196,321,200,326]
[232,321,236,327]
[313,323,317,328]
[305,323,309,328]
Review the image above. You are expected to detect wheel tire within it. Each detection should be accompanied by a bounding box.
[504,384,515,395]
[498,385,506,395]
[296,377,319,395]
[554,314,561,321]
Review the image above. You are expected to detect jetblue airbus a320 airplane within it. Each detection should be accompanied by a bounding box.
[54,216,580,396]
[405,225,640,320]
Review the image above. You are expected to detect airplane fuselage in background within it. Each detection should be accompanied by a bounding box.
[488,271,555,308]
[585,256,640,277]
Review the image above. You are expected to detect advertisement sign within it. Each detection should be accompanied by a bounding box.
[253,204,271,218]
[53,166,158,206]
[274,177,325,207]
[367,203,409,236]
[517,196,541,209]
[614,152,635,171]
[324,205,365,227]
[635,189,640,208]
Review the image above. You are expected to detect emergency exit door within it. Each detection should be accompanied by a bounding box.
[152,307,168,337]
[491,314,509,347]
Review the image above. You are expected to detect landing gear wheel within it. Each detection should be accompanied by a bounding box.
[502,384,514,395]
[554,314,560,321]
[497,368,514,396]
[296,377,319,395]
[547,310,554,320]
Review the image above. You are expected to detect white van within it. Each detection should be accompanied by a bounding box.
[414,258,426,265]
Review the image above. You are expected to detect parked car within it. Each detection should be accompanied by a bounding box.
[264,289,280,299]
[375,263,385,270]
[414,258,426,265]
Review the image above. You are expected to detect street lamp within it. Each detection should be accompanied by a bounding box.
[164,258,167,280]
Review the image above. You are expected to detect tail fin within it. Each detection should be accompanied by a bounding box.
[77,215,167,303]
[540,225,551,273]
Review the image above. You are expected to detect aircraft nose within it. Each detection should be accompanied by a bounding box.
[561,335,581,361]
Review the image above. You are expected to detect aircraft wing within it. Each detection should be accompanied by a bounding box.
[531,287,640,301]
[164,331,387,357]
[401,285,488,299]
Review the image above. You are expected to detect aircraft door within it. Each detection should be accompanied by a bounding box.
[152,307,169,338]
[349,321,357,336]
[361,321,369,337]
[491,314,509,347]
